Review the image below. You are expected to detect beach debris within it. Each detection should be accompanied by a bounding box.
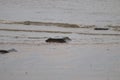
[45,37,71,43]
[106,25,120,28]
[106,25,120,31]
[94,28,109,30]
[24,21,31,25]
[0,48,17,54]
[80,25,96,28]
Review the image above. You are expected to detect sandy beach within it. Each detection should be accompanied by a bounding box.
[0,43,120,80]
[0,0,120,80]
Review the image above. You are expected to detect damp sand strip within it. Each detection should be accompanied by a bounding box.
[0,28,72,34]
[0,20,96,28]
[0,20,80,28]
[0,28,120,36]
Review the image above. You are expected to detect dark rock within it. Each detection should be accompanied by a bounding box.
[94,28,109,30]
[0,49,17,54]
[46,37,71,43]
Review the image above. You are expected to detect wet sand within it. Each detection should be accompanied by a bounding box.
[0,43,120,80]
